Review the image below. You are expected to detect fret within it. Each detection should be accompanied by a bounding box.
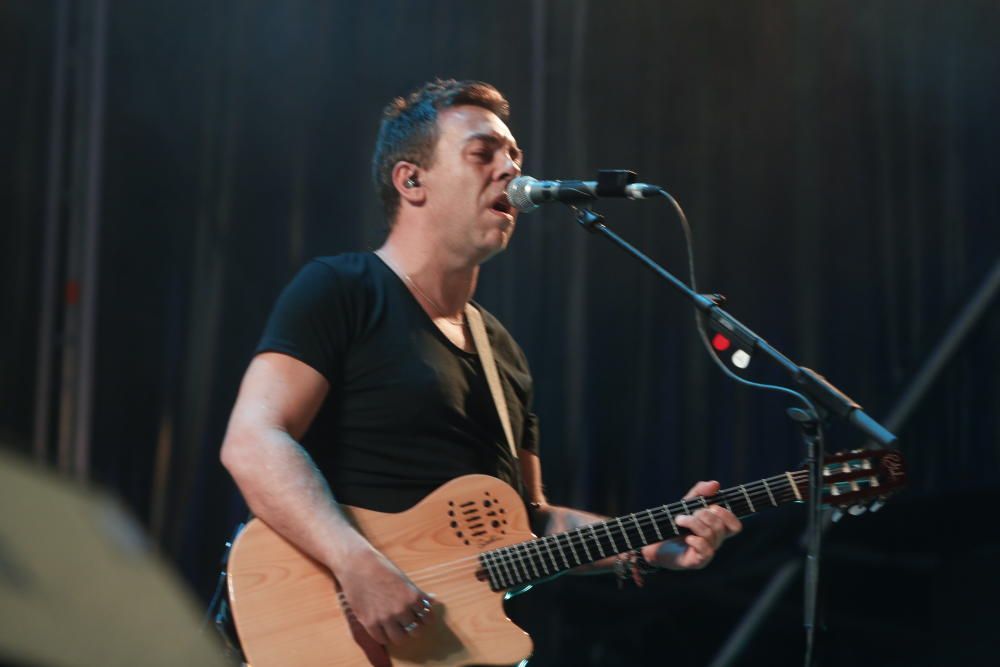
[785,471,803,501]
[679,499,690,515]
[496,549,516,586]
[517,546,534,583]
[663,505,678,534]
[721,492,734,512]
[487,551,508,588]
[480,553,500,590]
[563,531,582,566]
[603,521,619,553]
[615,517,633,550]
[552,534,571,569]
[631,513,647,544]
[726,491,743,515]
[578,528,594,562]
[762,479,777,507]
[542,537,560,571]
[507,548,525,585]
[739,484,756,513]
[531,540,550,576]
[496,552,512,588]
[496,548,516,584]
[509,545,529,582]
[523,542,541,579]
[647,509,664,541]
[698,497,709,509]
[588,524,606,558]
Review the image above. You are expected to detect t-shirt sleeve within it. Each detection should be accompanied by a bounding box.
[516,349,540,455]
[521,411,540,454]
[255,260,358,384]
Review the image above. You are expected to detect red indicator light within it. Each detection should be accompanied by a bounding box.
[712,333,731,352]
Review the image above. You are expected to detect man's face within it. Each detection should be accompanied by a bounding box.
[419,105,523,262]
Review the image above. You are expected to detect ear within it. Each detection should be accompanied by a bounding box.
[391,161,425,206]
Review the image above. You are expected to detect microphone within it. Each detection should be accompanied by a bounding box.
[507,174,662,212]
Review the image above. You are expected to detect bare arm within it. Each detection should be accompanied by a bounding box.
[220,352,431,645]
[518,451,742,575]
[221,352,359,566]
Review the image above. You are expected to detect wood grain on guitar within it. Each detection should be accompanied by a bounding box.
[227,450,905,666]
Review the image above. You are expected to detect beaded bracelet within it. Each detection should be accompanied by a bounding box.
[613,549,661,588]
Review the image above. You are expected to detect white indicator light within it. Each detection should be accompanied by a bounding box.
[731,349,751,369]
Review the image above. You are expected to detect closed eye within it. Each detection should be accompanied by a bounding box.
[466,134,523,168]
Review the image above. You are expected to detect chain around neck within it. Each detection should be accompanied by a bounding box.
[375,250,466,327]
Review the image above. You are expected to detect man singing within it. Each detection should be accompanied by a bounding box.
[221,79,741,651]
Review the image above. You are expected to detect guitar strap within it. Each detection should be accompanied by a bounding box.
[465,303,518,461]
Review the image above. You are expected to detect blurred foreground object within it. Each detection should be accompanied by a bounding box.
[0,448,230,667]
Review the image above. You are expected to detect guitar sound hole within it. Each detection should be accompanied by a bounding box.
[446,494,511,546]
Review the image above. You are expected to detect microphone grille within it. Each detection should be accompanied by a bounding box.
[507,176,539,212]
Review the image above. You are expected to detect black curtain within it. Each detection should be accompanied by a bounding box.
[2,1,998,664]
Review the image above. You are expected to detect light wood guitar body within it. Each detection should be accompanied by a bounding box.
[227,474,534,666]
[227,449,905,666]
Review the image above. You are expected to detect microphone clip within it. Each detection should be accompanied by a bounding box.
[595,169,639,197]
[577,170,637,231]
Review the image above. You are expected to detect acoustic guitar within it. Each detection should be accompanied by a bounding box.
[227,448,905,666]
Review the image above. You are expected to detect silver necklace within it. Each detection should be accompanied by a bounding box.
[376,250,466,327]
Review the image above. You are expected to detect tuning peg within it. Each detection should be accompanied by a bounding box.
[848,505,867,516]
[831,508,844,523]
[868,499,885,513]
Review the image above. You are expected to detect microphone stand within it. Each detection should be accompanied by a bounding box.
[571,204,896,666]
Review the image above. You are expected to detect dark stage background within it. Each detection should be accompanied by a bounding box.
[3,1,999,665]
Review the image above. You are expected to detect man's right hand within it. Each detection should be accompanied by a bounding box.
[336,546,434,646]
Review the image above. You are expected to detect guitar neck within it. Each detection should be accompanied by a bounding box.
[478,469,807,591]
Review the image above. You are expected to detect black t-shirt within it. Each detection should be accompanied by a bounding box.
[255,252,539,513]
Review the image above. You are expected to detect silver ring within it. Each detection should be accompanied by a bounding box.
[403,621,419,633]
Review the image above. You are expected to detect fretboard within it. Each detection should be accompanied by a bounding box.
[478,469,807,591]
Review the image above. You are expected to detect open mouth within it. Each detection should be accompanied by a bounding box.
[488,192,513,217]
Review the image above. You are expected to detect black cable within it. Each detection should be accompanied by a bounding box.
[654,188,818,416]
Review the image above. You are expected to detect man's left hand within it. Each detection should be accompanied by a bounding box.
[645,480,742,570]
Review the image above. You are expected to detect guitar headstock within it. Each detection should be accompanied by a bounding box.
[804,449,907,513]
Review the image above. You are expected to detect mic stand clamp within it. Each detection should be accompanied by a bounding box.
[574,206,605,233]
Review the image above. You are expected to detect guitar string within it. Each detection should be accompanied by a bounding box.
[403,471,817,586]
[359,482,816,613]
[410,485,812,608]
[408,463,881,593]
[425,467,878,594]
[467,486,808,588]
[420,489,809,608]
[406,472,808,583]
[415,466,881,603]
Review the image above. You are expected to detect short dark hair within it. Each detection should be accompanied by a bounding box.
[372,79,511,224]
